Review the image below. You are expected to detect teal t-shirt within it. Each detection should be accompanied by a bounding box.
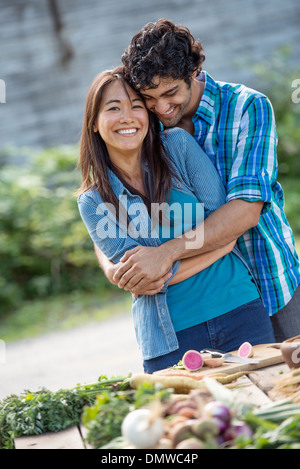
[158,189,259,332]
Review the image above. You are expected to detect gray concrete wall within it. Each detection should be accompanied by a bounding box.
[1,0,299,149]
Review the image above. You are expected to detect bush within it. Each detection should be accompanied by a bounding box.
[251,47,300,238]
[0,146,112,314]
[251,46,300,180]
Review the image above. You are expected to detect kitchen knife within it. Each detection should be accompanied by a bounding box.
[200,349,260,364]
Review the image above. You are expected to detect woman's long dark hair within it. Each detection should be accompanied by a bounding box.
[76,66,175,221]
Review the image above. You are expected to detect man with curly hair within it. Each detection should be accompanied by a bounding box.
[96,19,300,341]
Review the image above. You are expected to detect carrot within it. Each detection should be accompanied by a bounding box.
[129,373,207,394]
[214,371,248,384]
[128,371,248,394]
[153,369,205,381]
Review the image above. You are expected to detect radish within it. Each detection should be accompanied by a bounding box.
[203,357,225,368]
[238,341,254,358]
[182,350,203,371]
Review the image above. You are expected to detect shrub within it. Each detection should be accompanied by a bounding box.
[0,146,111,314]
[252,47,300,237]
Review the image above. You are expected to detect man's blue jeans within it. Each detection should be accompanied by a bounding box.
[143,298,275,373]
[270,284,300,342]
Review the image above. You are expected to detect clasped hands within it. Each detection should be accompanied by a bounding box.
[110,245,174,297]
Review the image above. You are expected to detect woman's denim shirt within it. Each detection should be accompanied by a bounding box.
[77,127,256,360]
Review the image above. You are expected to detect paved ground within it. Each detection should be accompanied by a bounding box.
[0,311,143,399]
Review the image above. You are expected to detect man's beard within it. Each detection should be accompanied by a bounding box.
[160,91,192,128]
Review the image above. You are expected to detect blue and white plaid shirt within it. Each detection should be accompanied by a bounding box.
[193,71,300,315]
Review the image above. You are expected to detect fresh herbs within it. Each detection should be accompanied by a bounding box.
[0,375,129,449]
[81,390,133,449]
[0,388,88,449]
[0,375,170,450]
[81,382,172,449]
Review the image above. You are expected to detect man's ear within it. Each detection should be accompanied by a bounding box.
[191,68,199,79]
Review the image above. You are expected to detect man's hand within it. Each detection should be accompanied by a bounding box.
[94,243,172,296]
[130,271,173,298]
[105,258,171,296]
[112,245,174,291]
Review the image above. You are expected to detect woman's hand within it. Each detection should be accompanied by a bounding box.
[112,245,174,292]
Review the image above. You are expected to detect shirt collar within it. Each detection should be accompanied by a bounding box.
[194,71,218,126]
[107,167,129,196]
[107,163,150,197]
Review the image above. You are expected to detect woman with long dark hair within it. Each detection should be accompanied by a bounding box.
[77,67,275,373]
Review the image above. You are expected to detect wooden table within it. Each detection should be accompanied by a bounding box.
[13,362,290,449]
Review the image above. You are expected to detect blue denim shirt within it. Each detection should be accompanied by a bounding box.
[77,127,255,360]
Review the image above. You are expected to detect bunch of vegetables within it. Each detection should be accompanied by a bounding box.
[81,382,172,449]
[0,375,128,449]
[117,377,300,450]
[3,350,300,450]
[270,369,300,403]
[235,398,300,449]
[79,373,254,449]
[120,387,253,449]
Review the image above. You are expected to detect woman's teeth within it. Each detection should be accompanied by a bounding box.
[117,128,137,134]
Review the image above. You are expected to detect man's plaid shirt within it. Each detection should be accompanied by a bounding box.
[193,71,300,315]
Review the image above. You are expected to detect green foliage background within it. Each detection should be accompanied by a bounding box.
[0,51,299,326]
[252,48,300,237]
[0,145,115,314]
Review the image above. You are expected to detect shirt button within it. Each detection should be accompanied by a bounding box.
[177,183,181,188]
[261,169,265,177]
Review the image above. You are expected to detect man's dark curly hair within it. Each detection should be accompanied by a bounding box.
[122,18,205,90]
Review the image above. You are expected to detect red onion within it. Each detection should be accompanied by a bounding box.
[203,401,232,424]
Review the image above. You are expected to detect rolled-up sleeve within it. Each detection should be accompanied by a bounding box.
[226,96,278,214]
[78,193,140,264]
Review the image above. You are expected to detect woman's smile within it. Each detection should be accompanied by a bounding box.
[116,127,139,135]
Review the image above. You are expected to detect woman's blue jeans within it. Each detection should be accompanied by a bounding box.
[143,298,275,373]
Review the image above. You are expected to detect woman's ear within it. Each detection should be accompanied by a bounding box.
[93,124,98,133]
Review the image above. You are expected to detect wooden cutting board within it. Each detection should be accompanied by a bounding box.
[199,343,284,377]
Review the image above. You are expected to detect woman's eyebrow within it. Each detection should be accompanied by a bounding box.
[104,97,143,105]
[104,99,120,105]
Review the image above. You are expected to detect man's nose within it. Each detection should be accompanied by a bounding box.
[153,100,169,115]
